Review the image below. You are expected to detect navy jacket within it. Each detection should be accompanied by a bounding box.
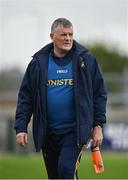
[14,41,107,152]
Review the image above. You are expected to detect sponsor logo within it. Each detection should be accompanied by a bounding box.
[57,70,68,74]
[47,78,73,86]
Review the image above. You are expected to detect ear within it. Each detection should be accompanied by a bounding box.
[50,33,54,41]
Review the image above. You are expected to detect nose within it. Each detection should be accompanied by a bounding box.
[65,34,71,41]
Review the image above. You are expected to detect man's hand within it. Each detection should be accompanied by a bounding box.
[91,126,103,148]
[16,132,28,147]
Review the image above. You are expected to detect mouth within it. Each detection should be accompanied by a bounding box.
[63,42,72,47]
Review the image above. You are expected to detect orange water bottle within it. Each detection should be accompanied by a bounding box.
[91,146,104,173]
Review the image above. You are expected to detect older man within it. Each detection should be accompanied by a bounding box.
[14,18,107,179]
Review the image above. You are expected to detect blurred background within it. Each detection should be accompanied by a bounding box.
[0,0,128,179]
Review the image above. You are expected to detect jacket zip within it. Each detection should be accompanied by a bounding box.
[74,54,89,148]
[43,59,48,143]
[73,53,81,148]
[42,53,49,148]
[36,54,48,150]
[75,79,81,148]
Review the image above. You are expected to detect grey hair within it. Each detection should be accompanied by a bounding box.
[51,18,73,33]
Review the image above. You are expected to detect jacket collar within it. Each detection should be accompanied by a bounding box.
[73,40,88,56]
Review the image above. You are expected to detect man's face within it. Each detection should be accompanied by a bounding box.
[50,25,73,55]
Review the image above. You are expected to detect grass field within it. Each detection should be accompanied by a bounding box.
[0,152,128,179]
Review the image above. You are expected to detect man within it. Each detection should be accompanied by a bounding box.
[14,18,107,179]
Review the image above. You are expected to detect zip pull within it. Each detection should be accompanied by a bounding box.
[79,56,87,68]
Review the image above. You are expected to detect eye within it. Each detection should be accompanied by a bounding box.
[63,33,67,36]
[69,33,73,37]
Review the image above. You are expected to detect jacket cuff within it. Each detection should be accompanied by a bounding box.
[15,129,28,135]
[93,121,103,128]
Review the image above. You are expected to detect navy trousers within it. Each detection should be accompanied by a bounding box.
[42,130,82,179]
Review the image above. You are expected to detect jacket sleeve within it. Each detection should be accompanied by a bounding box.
[92,59,107,128]
[14,60,36,134]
